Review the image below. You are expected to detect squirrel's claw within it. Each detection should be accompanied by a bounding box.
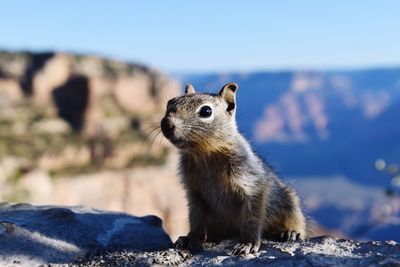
[280,230,301,242]
[175,236,204,254]
[232,240,260,255]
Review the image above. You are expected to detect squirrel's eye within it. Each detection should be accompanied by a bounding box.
[198,105,212,118]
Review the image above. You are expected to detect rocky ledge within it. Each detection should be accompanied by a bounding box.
[1,203,399,266]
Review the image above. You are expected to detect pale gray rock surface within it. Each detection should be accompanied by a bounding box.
[74,236,400,266]
[1,203,399,266]
[0,203,172,266]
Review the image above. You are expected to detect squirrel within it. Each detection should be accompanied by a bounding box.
[160,82,308,255]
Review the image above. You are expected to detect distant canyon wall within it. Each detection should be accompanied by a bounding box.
[0,51,188,240]
[0,51,179,134]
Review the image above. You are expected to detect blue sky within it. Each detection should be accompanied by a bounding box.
[1,1,399,72]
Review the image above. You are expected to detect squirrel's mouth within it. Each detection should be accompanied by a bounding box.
[168,137,193,149]
[170,138,188,148]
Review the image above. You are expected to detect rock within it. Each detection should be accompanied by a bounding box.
[74,236,400,267]
[0,203,172,266]
[0,51,183,241]
[0,51,180,134]
[1,203,399,266]
[32,118,71,135]
[16,152,188,242]
[0,79,23,104]
[33,54,72,104]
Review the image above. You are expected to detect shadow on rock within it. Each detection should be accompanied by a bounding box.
[0,203,172,265]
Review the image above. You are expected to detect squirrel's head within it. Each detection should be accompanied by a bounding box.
[161,83,239,152]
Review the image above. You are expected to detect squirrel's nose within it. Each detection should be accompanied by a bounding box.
[161,117,175,139]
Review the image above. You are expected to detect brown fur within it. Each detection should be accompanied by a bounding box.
[161,83,307,254]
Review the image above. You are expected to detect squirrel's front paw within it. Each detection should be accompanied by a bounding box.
[280,230,301,242]
[232,240,261,255]
[175,236,204,254]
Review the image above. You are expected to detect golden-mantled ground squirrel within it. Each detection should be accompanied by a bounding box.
[161,83,308,255]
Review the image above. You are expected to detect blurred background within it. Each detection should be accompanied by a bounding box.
[0,1,399,241]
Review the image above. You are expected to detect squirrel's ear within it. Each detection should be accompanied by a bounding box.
[185,83,196,95]
[219,83,238,114]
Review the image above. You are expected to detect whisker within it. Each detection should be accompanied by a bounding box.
[147,129,161,150]
[157,131,165,152]
[135,122,162,156]
[141,121,161,131]
[141,126,162,142]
